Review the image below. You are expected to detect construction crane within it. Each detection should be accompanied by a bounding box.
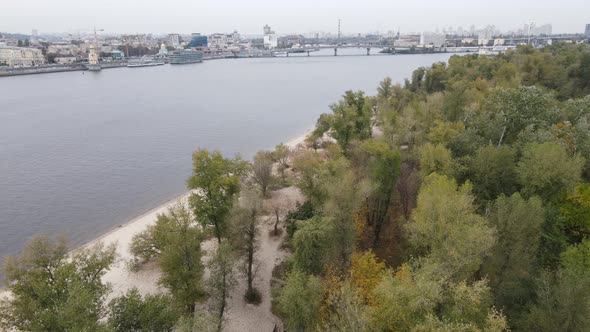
[68,27,104,45]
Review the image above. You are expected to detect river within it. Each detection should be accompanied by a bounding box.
[0,50,452,280]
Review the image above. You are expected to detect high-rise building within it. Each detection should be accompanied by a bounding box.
[263,25,277,49]
[420,32,446,47]
[167,34,181,48]
[189,34,208,48]
[31,29,38,44]
[585,24,590,37]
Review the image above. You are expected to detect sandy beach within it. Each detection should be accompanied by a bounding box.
[94,128,309,296]
[1,128,311,331]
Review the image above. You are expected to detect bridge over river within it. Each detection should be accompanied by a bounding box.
[270,44,517,57]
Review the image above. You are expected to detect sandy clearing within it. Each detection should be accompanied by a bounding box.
[222,186,304,332]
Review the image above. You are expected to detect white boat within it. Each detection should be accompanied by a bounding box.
[127,58,166,68]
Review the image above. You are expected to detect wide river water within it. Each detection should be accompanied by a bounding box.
[0,50,451,279]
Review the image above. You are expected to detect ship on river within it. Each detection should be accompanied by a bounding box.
[127,58,166,68]
[169,50,203,64]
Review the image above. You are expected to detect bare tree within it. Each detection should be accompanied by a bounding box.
[231,188,263,303]
[268,197,289,236]
[252,151,274,197]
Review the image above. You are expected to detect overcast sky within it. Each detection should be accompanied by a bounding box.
[2,0,589,35]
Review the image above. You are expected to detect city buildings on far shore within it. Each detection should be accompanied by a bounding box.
[1,22,589,70]
[420,32,446,47]
[263,25,278,49]
[0,46,44,66]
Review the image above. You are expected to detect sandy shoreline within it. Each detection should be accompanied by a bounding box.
[1,129,310,298]
[92,128,312,297]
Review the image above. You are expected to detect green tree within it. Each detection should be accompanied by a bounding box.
[418,143,453,176]
[426,120,465,147]
[520,240,590,331]
[187,149,247,242]
[231,188,262,302]
[469,145,518,202]
[442,81,473,122]
[476,86,558,146]
[129,206,187,269]
[292,149,326,208]
[321,282,370,332]
[516,142,584,201]
[310,90,373,153]
[559,183,590,242]
[356,139,400,247]
[424,62,448,93]
[293,217,334,275]
[320,162,369,266]
[1,235,116,332]
[482,193,544,319]
[272,143,291,183]
[157,204,206,314]
[406,174,496,280]
[277,270,322,332]
[173,313,219,332]
[206,242,236,331]
[371,264,508,331]
[108,288,180,332]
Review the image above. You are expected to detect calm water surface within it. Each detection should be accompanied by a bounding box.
[0,51,451,278]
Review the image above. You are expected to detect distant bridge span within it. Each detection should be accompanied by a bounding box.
[272,44,403,57]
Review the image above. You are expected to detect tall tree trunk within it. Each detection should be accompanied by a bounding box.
[217,272,226,332]
[214,221,221,243]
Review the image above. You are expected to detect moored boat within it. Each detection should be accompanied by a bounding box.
[127,58,166,68]
[169,50,203,64]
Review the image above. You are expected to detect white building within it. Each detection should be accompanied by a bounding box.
[230,30,240,44]
[0,46,45,67]
[493,39,505,46]
[420,32,446,47]
[263,25,277,49]
[157,43,168,57]
[478,25,495,45]
[208,33,228,49]
[167,33,181,48]
[54,56,77,64]
[31,29,39,44]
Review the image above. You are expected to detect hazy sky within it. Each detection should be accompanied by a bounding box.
[2,0,589,35]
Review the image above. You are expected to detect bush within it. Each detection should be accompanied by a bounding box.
[285,201,314,239]
[108,288,180,332]
[244,288,262,305]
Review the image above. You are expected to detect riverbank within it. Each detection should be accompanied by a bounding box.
[0,61,128,76]
[91,128,311,298]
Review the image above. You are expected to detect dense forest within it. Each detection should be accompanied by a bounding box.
[274,43,590,331]
[1,43,590,331]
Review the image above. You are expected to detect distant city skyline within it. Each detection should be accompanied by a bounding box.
[1,0,589,35]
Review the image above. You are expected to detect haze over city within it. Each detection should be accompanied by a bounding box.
[2,0,589,34]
